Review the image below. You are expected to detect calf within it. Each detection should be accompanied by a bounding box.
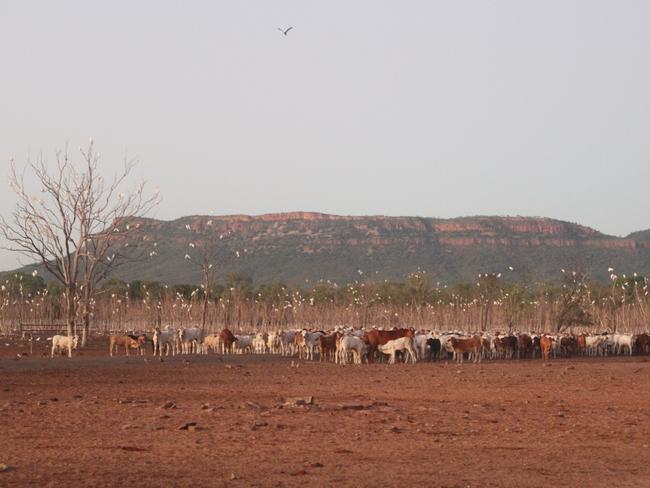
[51,335,79,358]
[365,328,415,363]
[449,336,482,364]
[127,334,150,355]
[202,334,222,354]
[109,334,142,356]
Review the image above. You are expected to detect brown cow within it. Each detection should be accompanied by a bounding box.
[560,336,578,357]
[494,335,517,359]
[635,333,650,355]
[219,327,238,353]
[449,336,482,364]
[576,334,587,356]
[518,334,532,359]
[364,328,415,363]
[109,334,143,356]
[540,335,554,361]
[317,332,340,362]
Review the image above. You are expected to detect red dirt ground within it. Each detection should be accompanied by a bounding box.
[1,337,650,487]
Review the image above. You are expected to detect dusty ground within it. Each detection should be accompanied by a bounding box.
[1,337,650,487]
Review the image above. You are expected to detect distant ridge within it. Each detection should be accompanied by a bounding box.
[16,213,650,285]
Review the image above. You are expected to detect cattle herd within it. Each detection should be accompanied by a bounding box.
[49,327,650,364]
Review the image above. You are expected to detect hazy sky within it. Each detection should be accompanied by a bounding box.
[1,1,649,270]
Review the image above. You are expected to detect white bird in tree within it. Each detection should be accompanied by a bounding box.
[278,26,293,36]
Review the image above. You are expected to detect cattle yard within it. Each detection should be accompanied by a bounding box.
[2,338,650,487]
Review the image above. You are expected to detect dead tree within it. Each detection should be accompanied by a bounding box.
[0,141,158,342]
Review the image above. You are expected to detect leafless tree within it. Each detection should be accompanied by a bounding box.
[184,222,234,335]
[0,141,159,342]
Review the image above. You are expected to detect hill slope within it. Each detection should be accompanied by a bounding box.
[18,212,648,285]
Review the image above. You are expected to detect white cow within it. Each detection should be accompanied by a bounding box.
[280,330,297,356]
[253,332,268,354]
[336,335,367,365]
[413,331,436,360]
[299,330,324,360]
[267,331,281,354]
[152,328,177,356]
[51,335,79,358]
[177,327,202,354]
[585,335,606,356]
[614,334,635,356]
[378,337,417,364]
[232,335,254,354]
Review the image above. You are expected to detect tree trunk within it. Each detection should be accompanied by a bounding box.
[81,285,92,347]
[66,285,76,337]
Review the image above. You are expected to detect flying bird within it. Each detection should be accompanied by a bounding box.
[278,26,293,36]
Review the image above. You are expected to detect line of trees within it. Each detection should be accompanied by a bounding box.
[0,268,647,335]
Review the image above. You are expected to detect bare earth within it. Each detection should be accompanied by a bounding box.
[1,339,650,487]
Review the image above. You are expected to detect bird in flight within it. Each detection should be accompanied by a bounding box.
[278,26,293,36]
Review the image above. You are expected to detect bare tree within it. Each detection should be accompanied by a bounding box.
[184,222,233,335]
[0,141,159,342]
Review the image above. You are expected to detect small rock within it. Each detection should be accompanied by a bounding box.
[543,363,552,367]
[285,396,314,406]
[179,422,198,430]
[160,401,176,409]
[310,462,324,468]
[230,473,238,480]
[119,399,133,404]
[251,420,268,431]
[122,424,138,430]
[0,464,10,472]
[37,401,47,406]
[338,403,369,411]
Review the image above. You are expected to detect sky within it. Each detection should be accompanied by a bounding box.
[1,1,649,270]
